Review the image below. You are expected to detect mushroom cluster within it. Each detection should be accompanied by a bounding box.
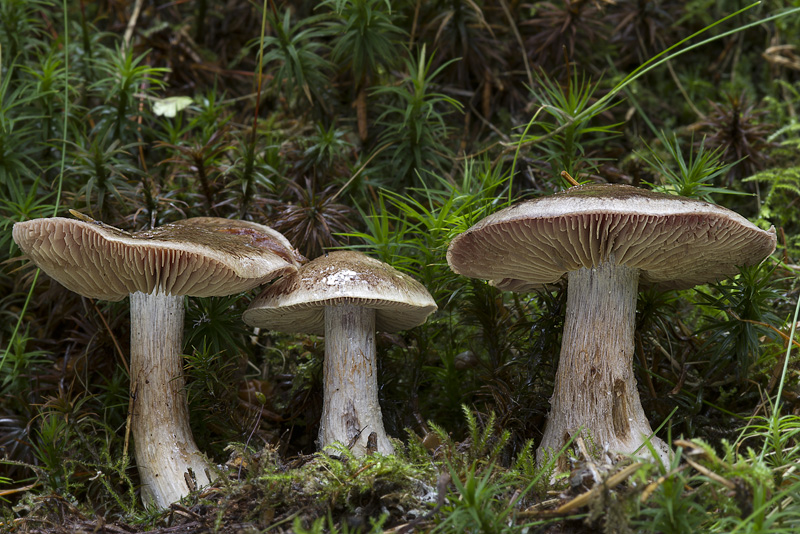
[13,182,776,501]
[13,216,303,508]
[447,184,776,468]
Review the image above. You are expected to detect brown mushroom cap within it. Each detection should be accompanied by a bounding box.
[12,216,302,301]
[242,250,438,335]
[447,184,777,291]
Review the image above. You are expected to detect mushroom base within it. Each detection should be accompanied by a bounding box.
[130,291,213,508]
[537,262,670,470]
[318,304,394,456]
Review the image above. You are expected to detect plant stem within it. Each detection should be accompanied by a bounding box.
[319,304,393,455]
[129,290,212,508]
[537,262,670,469]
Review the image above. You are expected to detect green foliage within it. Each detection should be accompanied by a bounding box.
[322,0,403,84]
[0,176,55,252]
[0,0,799,531]
[89,45,168,141]
[429,406,510,469]
[372,45,463,188]
[0,327,49,393]
[348,158,508,295]
[184,295,252,358]
[434,462,518,534]
[0,62,42,189]
[258,9,333,109]
[522,70,621,184]
[226,134,279,218]
[640,131,741,201]
[0,0,52,63]
[301,122,354,176]
[634,450,709,533]
[293,512,388,534]
[694,261,781,381]
[745,166,800,253]
[64,130,140,219]
[20,45,76,147]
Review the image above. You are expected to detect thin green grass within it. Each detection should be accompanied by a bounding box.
[0,0,69,376]
[507,2,800,198]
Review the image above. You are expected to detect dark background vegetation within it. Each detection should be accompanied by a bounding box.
[1,0,799,532]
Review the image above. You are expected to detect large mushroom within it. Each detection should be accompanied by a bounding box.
[12,215,303,508]
[446,184,776,468]
[242,250,437,456]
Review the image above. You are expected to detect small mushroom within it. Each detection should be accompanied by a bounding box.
[12,215,302,508]
[447,184,776,468]
[242,250,437,456]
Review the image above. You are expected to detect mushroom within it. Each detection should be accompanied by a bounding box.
[12,215,303,508]
[446,184,776,468]
[242,250,437,456]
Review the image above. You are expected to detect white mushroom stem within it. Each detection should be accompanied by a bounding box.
[318,303,394,456]
[130,290,213,509]
[537,261,670,469]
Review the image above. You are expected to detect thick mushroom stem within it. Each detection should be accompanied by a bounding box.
[130,290,213,508]
[537,262,670,469]
[318,304,394,456]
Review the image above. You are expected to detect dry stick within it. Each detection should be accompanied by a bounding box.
[636,333,659,400]
[780,227,791,265]
[252,0,270,143]
[123,0,155,229]
[0,482,38,498]
[726,308,800,350]
[408,0,422,50]
[657,36,706,120]
[561,170,580,187]
[122,380,137,462]
[468,102,511,142]
[92,303,129,374]
[329,143,391,203]
[458,103,559,163]
[640,464,689,503]
[499,0,533,88]
[491,110,573,170]
[122,0,144,54]
[519,462,647,518]
[684,457,737,490]
[554,462,644,514]
[664,58,706,119]
[673,439,739,489]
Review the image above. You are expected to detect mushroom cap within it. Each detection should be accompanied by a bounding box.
[242,250,438,335]
[447,184,777,291]
[12,216,303,301]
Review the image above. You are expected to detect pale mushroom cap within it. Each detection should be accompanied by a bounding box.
[12,216,302,301]
[242,250,438,335]
[447,184,777,291]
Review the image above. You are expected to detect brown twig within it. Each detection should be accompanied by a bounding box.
[554,462,644,514]
[561,170,580,187]
[123,380,137,462]
[499,0,533,88]
[93,303,128,374]
[726,309,800,350]
[684,457,737,490]
[122,0,144,54]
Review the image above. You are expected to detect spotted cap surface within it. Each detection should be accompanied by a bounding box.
[243,250,437,335]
